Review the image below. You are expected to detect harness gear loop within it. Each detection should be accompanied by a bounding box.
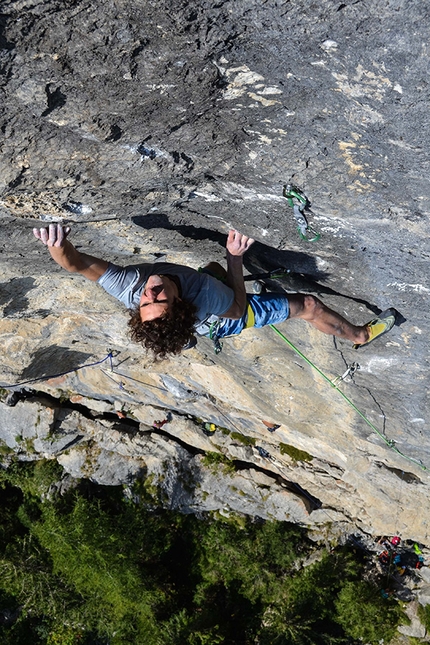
[209,319,223,354]
[209,304,255,354]
[283,184,321,242]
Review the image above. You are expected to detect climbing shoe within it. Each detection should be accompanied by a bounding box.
[353,308,396,350]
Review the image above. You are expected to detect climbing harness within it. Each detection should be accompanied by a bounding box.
[244,303,256,329]
[209,302,255,355]
[205,268,292,355]
[269,324,428,472]
[283,184,321,242]
[208,269,292,355]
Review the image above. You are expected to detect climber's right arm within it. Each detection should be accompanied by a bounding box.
[33,224,108,282]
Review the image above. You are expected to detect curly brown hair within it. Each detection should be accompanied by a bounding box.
[128,298,198,359]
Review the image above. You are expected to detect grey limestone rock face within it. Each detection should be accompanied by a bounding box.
[0,0,430,542]
[397,601,428,638]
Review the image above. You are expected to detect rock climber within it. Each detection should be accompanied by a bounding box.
[33,223,396,359]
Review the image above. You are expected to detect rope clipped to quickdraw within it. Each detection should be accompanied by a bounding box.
[283,184,321,242]
[0,351,115,389]
[269,324,428,472]
[331,362,360,386]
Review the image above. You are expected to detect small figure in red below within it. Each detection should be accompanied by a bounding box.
[379,551,390,566]
[153,418,169,430]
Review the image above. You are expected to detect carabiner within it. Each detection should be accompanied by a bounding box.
[283,184,321,243]
[299,227,321,243]
[283,184,308,208]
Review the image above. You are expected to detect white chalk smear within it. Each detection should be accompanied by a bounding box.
[387,282,430,294]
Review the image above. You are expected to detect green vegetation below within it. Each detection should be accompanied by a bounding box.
[279,442,314,462]
[418,604,430,632]
[201,451,235,475]
[0,440,14,456]
[230,431,256,446]
[0,459,405,645]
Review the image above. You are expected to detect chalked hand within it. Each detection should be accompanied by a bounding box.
[226,229,255,256]
[33,223,71,247]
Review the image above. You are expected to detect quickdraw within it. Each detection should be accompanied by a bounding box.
[283,184,321,242]
[331,362,360,386]
[269,324,428,472]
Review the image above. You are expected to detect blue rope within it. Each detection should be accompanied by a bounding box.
[0,353,113,389]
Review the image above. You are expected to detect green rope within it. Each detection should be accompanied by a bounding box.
[269,325,428,472]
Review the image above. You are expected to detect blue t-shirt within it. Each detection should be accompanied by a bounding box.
[97,262,234,335]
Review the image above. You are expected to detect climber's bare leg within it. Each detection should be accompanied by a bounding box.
[288,294,369,344]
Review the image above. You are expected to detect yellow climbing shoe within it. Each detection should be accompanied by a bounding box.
[353,308,396,350]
